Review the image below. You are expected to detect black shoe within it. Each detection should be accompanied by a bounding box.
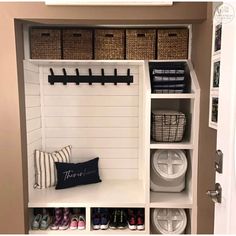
[117,210,128,229]
[109,210,119,230]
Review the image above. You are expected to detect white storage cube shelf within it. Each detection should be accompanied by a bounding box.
[24,59,200,234]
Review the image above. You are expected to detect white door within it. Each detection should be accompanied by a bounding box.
[213,3,236,234]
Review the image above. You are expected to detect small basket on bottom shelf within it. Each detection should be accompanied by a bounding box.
[151,110,187,142]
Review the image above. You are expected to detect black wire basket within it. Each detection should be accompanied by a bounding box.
[151,110,186,142]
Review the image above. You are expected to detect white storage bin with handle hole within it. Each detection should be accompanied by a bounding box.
[152,208,187,234]
[151,149,187,192]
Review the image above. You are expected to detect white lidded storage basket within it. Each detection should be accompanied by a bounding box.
[151,149,187,192]
[152,208,187,234]
[151,110,186,142]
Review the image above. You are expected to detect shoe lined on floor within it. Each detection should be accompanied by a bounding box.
[50,208,63,230]
[109,210,118,229]
[70,215,79,230]
[78,215,86,230]
[136,209,145,230]
[100,212,109,230]
[31,214,42,230]
[92,212,101,230]
[117,210,127,229]
[59,208,70,230]
[128,209,137,230]
[40,214,51,230]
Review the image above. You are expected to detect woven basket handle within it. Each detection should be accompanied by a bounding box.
[163,114,179,125]
[41,33,50,37]
[137,33,146,37]
[73,33,82,37]
[105,33,114,37]
[168,33,178,37]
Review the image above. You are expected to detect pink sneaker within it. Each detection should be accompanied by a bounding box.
[70,215,79,230]
[78,215,86,230]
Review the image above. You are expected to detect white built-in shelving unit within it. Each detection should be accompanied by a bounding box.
[24,59,199,234]
[143,60,200,234]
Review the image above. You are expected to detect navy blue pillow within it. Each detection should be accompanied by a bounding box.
[55,157,101,190]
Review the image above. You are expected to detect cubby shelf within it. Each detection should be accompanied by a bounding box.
[150,191,193,209]
[29,180,145,208]
[150,93,196,99]
[150,141,194,150]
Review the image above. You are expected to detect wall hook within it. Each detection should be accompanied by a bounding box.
[88,68,92,85]
[114,68,118,85]
[101,69,105,85]
[48,67,133,86]
[75,68,80,85]
[127,69,131,85]
[62,68,67,85]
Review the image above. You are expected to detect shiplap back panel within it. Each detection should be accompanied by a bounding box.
[42,64,140,180]
[23,61,42,192]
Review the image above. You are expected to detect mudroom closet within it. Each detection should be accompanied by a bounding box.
[21,23,201,235]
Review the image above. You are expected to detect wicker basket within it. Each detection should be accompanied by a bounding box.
[95,29,125,60]
[151,110,186,142]
[30,28,61,59]
[126,29,156,60]
[62,29,93,60]
[157,28,189,60]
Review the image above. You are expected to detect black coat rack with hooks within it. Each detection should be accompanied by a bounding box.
[48,68,133,86]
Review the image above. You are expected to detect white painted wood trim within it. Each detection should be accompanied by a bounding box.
[23,24,30,60]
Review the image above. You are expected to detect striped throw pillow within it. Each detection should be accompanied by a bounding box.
[34,145,72,189]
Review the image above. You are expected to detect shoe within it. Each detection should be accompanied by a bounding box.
[40,214,51,230]
[117,210,127,229]
[136,209,145,230]
[127,209,137,230]
[70,215,79,230]
[50,208,63,230]
[92,210,100,230]
[31,214,42,230]
[59,208,70,230]
[78,215,86,230]
[100,211,109,230]
[109,210,118,229]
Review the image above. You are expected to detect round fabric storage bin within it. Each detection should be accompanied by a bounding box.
[151,149,187,192]
[152,208,187,234]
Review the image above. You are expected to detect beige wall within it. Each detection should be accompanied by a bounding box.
[0,2,214,233]
[192,3,216,234]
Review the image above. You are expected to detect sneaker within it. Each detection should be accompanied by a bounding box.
[78,215,86,230]
[70,215,79,230]
[109,210,118,229]
[31,214,42,230]
[92,212,100,230]
[136,209,145,230]
[40,214,51,230]
[127,209,137,230]
[59,208,70,230]
[50,208,63,230]
[117,210,127,229]
[100,211,109,230]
